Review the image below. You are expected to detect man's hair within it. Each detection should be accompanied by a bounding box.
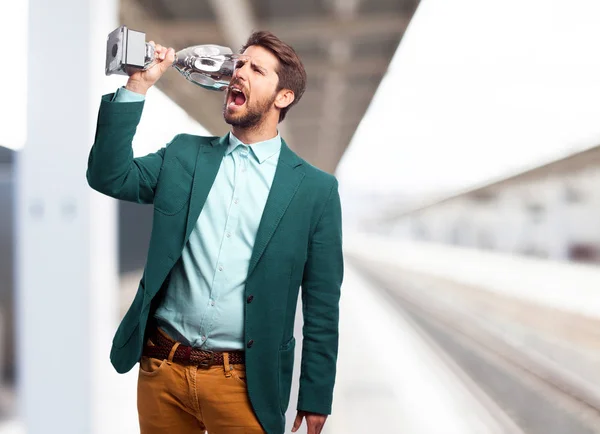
[241,31,307,123]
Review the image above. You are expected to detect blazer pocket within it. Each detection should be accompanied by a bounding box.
[154,158,193,215]
[278,336,296,414]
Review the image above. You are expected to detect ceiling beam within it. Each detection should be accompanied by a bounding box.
[151,13,410,45]
[301,82,378,100]
[303,56,391,78]
[289,115,364,129]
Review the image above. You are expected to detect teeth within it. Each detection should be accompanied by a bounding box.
[229,86,246,107]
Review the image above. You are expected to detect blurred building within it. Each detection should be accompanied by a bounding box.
[375,144,600,263]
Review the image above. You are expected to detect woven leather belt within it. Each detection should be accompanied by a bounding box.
[142,328,245,368]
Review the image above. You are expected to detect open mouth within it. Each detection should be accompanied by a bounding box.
[228,86,247,108]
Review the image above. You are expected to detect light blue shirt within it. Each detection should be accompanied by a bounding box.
[112,87,281,350]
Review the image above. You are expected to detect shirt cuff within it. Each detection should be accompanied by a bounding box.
[111,86,146,103]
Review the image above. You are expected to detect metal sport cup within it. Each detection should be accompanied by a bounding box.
[105,25,238,91]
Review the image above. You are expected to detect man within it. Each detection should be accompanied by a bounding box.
[86,31,343,434]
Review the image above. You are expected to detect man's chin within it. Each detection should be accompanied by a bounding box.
[224,107,243,124]
[223,106,263,129]
[224,113,240,126]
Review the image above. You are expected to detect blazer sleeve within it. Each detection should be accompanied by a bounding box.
[86,93,174,204]
[297,178,344,415]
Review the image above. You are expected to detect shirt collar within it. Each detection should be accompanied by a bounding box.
[226,132,282,164]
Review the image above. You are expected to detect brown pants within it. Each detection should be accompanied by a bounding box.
[137,330,265,434]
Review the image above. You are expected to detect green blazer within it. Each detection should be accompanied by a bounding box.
[86,94,344,434]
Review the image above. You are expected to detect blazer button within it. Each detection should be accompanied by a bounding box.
[247,295,254,303]
[247,339,254,348]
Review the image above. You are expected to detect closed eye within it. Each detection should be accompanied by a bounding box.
[235,57,266,75]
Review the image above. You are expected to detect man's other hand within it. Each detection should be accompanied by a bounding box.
[292,411,327,434]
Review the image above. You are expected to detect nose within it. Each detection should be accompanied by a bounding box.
[233,67,247,82]
[233,57,249,82]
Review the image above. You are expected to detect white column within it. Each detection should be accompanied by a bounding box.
[16,0,129,433]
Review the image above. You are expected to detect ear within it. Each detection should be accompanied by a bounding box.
[274,88,295,110]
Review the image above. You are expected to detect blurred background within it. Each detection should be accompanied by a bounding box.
[2,0,600,432]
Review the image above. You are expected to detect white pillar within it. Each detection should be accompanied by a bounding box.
[16,0,128,433]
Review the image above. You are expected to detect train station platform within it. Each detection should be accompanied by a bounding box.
[3,231,600,433]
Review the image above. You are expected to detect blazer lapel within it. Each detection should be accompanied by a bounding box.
[184,134,228,243]
[248,140,305,277]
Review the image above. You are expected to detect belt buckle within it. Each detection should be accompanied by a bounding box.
[197,351,215,369]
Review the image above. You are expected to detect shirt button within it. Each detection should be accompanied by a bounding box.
[247,295,254,303]
[247,339,254,348]
[226,232,231,238]
[234,198,239,204]
[210,300,215,306]
[201,335,206,341]
[218,265,223,271]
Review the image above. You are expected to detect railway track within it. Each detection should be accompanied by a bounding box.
[350,259,600,434]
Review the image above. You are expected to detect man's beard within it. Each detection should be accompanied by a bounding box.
[223,90,277,129]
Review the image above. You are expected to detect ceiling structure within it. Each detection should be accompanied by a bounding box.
[120,0,420,173]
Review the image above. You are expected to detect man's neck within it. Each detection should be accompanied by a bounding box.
[231,124,278,145]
